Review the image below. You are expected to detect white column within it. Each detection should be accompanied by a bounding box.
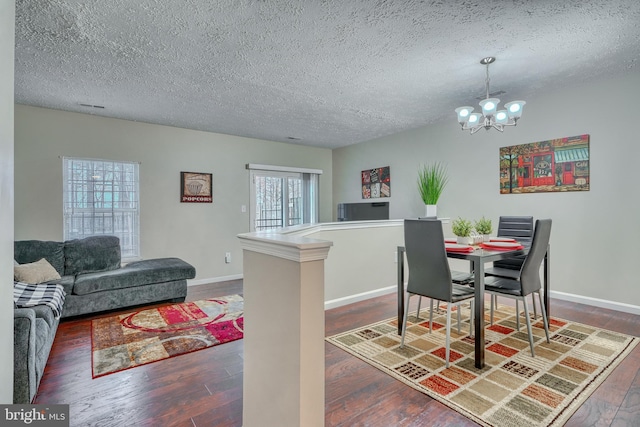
[0,0,15,404]
[239,234,332,427]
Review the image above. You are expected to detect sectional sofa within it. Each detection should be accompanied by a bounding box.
[13,235,196,403]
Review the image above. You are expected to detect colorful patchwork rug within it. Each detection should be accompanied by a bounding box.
[91,295,243,377]
[326,303,638,427]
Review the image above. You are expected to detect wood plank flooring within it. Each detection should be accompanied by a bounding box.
[34,281,640,426]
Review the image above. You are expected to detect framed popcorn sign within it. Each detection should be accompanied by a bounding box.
[180,172,213,203]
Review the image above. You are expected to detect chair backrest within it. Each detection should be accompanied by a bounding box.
[497,216,534,245]
[494,216,534,270]
[519,219,552,296]
[403,219,453,301]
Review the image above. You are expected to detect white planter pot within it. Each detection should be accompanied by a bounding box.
[457,236,473,245]
[425,204,437,218]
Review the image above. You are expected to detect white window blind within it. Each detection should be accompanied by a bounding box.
[63,157,140,259]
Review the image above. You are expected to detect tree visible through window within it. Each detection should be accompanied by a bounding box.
[63,157,140,259]
[249,165,320,232]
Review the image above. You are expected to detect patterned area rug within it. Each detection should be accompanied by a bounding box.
[91,295,243,378]
[326,303,638,427]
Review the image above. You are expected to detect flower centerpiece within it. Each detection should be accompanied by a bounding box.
[474,216,493,242]
[452,217,473,245]
[417,162,448,218]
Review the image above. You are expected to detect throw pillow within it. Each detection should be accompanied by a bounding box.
[14,258,62,284]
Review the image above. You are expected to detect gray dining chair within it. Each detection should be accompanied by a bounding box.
[414,217,474,318]
[484,216,540,321]
[485,215,534,274]
[484,219,552,357]
[400,219,475,368]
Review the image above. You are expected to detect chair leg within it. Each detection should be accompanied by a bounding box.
[469,299,474,337]
[531,292,538,319]
[457,305,462,334]
[490,294,495,325]
[522,298,535,357]
[400,294,412,348]
[416,297,422,320]
[433,300,442,314]
[429,299,434,332]
[445,304,452,368]
[538,291,550,343]
[515,300,520,331]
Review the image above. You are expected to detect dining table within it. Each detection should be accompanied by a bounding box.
[396,242,550,369]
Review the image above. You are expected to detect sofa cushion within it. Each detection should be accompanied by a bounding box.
[31,305,57,329]
[14,258,62,284]
[44,275,75,298]
[34,318,51,384]
[64,236,121,276]
[14,240,65,276]
[72,257,195,295]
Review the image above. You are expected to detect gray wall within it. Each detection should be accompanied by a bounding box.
[14,105,333,282]
[1,0,15,404]
[333,70,640,309]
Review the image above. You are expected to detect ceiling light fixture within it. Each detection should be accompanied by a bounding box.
[455,57,525,134]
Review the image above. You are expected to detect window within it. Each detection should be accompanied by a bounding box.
[63,157,140,259]
[248,164,321,231]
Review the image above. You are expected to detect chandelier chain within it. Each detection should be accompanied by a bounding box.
[485,63,491,99]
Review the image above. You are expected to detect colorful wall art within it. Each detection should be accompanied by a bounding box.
[362,166,390,199]
[500,134,589,194]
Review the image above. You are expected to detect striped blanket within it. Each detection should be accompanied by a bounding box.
[13,281,66,318]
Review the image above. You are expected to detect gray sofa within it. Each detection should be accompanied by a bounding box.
[13,235,196,403]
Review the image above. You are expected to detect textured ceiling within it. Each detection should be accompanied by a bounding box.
[14,0,640,149]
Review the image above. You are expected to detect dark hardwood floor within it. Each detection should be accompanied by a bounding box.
[35,281,640,426]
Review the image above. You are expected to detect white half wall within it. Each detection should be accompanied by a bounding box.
[14,105,333,281]
[332,70,640,309]
[309,221,404,305]
[272,220,404,309]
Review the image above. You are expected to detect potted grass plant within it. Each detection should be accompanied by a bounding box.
[474,216,493,242]
[452,217,473,245]
[417,162,448,218]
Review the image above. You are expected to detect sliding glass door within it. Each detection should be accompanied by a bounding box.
[251,171,303,231]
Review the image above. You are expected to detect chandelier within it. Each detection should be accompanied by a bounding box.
[455,57,525,134]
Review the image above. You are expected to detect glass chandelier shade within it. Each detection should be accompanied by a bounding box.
[455,57,525,134]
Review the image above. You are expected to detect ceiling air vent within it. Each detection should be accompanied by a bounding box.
[79,103,105,109]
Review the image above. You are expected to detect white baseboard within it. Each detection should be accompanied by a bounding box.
[549,290,640,316]
[324,285,396,310]
[187,278,639,317]
[323,287,640,315]
[187,274,243,287]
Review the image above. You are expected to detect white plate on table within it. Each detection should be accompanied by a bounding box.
[444,238,457,243]
[482,241,522,249]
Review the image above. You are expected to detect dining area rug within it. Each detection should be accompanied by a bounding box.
[326,303,638,427]
[91,294,243,377]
